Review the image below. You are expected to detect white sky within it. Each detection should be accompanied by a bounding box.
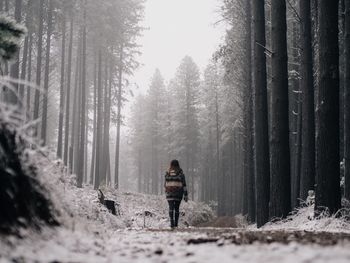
[132,0,227,93]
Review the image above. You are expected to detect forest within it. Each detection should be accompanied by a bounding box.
[1,0,350,262]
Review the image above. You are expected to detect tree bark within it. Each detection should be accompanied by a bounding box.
[269,0,291,219]
[90,53,97,184]
[77,5,87,188]
[253,0,270,228]
[115,44,123,189]
[299,0,315,201]
[64,17,74,165]
[94,49,103,190]
[57,7,66,159]
[315,0,341,216]
[33,0,45,124]
[343,0,350,200]
[244,0,255,223]
[41,0,54,144]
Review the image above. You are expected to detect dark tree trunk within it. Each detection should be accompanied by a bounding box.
[344,0,350,200]
[57,8,66,159]
[244,0,255,223]
[290,20,301,209]
[315,0,341,216]
[299,0,315,201]
[253,0,270,228]
[269,0,291,219]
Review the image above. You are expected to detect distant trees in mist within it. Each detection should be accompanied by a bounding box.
[0,0,145,189]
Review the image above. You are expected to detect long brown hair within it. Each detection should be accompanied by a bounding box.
[169,159,180,172]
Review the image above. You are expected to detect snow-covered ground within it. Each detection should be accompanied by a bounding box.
[1,134,350,262]
[2,226,350,263]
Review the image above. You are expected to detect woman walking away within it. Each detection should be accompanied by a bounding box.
[164,160,188,229]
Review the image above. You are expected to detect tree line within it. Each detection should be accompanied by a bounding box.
[0,0,144,190]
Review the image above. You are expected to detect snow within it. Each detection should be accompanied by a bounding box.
[259,206,350,234]
[2,227,350,263]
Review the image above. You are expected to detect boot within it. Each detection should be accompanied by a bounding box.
[174,212,180,228]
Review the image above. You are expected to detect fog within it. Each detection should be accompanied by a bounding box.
[133,0,226,93]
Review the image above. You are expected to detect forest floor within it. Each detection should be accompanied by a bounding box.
[2,226,350,263]
[1,149,350,263]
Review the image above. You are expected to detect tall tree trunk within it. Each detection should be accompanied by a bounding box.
[90,54,97,184]
[70,32,81,174]
[345,0,350,200]
[64,17,74,165]
[94,49,103,190]
[299,0,315,201]
[41,0,54,144]
[253,0,270,228]
[315,0,341,216]
[57,8,66,159]
[244,0,255,223]
[115,44,123,189]
[33,0,45,124]
[73,32,82,175]
[269,0,291,219]
[26,34,33,119]
[20,34,29,102]
[102,49,112,186]
[77,6,87,188]
[19,0,33,103]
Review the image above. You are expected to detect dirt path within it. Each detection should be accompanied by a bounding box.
[2,227,350,263]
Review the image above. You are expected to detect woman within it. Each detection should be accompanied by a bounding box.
[164,160,188,229]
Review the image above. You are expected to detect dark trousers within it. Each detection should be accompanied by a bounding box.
[168,200,181,227]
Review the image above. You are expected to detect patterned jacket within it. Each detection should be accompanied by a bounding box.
[164,169,188,201]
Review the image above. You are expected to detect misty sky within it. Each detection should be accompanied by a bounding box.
[133,0,227,93]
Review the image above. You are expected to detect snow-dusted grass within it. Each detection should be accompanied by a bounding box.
[31,153,214,232]
[257,205,350,233]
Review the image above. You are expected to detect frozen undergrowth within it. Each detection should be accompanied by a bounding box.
[31,153,214,233]
[257,205,350,233]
